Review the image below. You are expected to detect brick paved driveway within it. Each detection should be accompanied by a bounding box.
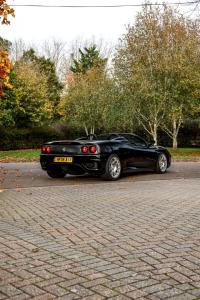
[1,162,200,190]
[0,177,200,299]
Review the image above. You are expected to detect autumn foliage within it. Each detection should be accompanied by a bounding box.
[0,50,12,94]
[0,0,15,24]
[0,0,14,95]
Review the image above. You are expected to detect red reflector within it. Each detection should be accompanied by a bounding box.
[46,146,51,153]
[42,146,51,153]
[89,145,97,153]
[82,146,88,153]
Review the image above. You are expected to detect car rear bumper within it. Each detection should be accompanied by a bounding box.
[40,154,107,175]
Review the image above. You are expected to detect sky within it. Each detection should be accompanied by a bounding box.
[0,0,198,47]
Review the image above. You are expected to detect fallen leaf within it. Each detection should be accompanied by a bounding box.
[32,248,39,253]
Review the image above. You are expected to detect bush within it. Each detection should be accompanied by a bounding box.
[0,126,84,150]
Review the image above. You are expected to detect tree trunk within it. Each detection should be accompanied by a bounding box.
[172,136,177,149]
[172,118,178,149]
[153,133,157,145]
[84,124,88,136]
[152,123,157,145]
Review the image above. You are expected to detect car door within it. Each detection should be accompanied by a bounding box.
[123,134,154,168]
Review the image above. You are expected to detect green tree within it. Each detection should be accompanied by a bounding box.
[70,45,107,74]
[12,61,52,127]
[158,10,200,148]
[22,49,63,116]
[61,68,105,134]
[61,46,110,134]
[61,68,131,134]
[0,71,16,126]
[114,4,200,147]
[0,36,11,51]
[114,5,167,144]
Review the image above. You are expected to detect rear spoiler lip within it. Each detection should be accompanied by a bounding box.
[43,140,100,146]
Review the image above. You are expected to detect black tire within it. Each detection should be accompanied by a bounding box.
[102,154,122,181]
[47,169,66,178]
[155,153,168,174]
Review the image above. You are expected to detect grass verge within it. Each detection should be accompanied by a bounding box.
[0,148,199,163]
[0,149,40,162]
[168,148,200,160]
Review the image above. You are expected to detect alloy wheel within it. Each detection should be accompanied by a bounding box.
[109,156,121,179]
[158,154,167,173]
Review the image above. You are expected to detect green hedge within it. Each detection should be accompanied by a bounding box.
[0,124,199,151]
[0,127,85,151]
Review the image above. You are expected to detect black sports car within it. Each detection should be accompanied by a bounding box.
[40,133,171,180]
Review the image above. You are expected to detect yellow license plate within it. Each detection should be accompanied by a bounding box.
[54,157,73,163]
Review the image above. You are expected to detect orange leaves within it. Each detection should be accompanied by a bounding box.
[0,0,15,25]
[4,81,12,88]
[0,50,13,95]
[0,1,14,95]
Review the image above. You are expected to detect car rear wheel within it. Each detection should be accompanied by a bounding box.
[155,153,168,174]
[102,154,122,180]
[47,168,66,178]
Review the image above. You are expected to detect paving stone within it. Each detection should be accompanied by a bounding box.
[36,277,65,288]
[126,288,148,299]
[112,272,136,280]
[169,272,192,284]
[115,284,136,294]
[29,294,56,300]
[81,295,105,300]
[57,294,80,300]
[13,277,43,288]
[187,288,200,297]
[20,284,46,296]
[91,284,117,297]
[82,278,110,288]
[192,282,200,288]
[132,279,158,289]
[0,179,200,300]
[168,293,195,300]
[69,285,93,297]
[150,287,185,299]
[43,284,69,296]
[108,296,132,300]
[54,271,77,280]
[0,285,21,297]
[33,270,55,280]
[8,293,30,300]
[175,283,194,291]
[59,278,87,288]
[142,283,170,294]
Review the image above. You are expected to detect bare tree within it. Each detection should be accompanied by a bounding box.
[10,39,39,62]
[10,39,27,61]
[41,38,67,81]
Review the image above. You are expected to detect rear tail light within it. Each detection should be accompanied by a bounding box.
[42,146,51,153]
[81,146,88,153]
[46,146,51,153]
[89,145,97,153]
[81,145,97,154]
